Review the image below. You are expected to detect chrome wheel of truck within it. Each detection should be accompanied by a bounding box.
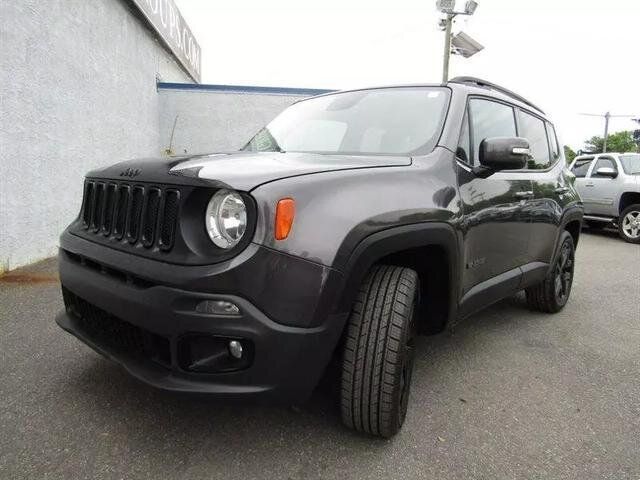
[619,205,640,244]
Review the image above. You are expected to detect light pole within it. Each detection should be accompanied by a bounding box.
[603,111,610,152]
[436,0,479,83]
[441,13,454,83]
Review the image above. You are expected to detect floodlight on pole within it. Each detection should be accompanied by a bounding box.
[436,0,456,13]
[465,0,478,14]
[436,0,480,83]
[451,31,484,58]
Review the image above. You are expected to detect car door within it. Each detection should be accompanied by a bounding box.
[583,156,621,216]
[571,156,596,208]
[519,114,570,266]
[456,97,533,302]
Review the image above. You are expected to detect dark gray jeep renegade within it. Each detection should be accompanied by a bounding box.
[56,77,583,437]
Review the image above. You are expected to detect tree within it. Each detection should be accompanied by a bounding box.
[584,130,639,154]
[563,145,576,164]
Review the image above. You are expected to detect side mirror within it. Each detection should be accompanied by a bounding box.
[479,137,530,172]
[595,167,617,178]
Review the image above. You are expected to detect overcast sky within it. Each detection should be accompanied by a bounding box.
[174,0,639,150]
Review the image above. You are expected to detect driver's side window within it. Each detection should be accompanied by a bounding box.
[590,157,618,178]
[468,99,517,166]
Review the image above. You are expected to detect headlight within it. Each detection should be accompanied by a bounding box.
[205,190,247,249]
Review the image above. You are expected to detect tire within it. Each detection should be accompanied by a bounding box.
[341,265,419,438]
[525,231,575,313]
[618,204,640,244]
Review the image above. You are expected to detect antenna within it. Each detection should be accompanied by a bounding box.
[165,115,180,156]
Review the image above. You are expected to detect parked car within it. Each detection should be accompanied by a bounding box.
[569,152,640,243]
[55,77,583,437]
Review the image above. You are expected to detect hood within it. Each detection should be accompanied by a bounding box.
[86,151,412,191]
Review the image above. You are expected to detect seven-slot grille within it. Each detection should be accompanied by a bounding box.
[80,180,180,251]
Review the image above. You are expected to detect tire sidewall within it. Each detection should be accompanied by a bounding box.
[388,284,418,434]
[548,231,575,310]
[618,204,640,244]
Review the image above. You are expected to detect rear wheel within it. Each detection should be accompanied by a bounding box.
[525,231,575,313]
[618,205,640,244]
[341,265,419,438]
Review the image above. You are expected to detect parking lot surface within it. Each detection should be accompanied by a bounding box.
[1,229,639,480]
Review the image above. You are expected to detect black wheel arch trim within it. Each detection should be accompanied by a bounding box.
[549,208,582,276]
[332,222,461,326]
[558,204,583,239]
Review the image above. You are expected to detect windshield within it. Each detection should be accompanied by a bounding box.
[243,87,450,156]
[619,154,640,174]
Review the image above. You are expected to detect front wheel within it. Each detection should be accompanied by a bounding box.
[341,265,419,438]
[525,231,575,313]
[618,205,640,244]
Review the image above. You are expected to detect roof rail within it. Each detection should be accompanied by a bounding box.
[449,76,545,114]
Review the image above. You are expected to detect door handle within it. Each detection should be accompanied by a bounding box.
[585,182,594,187]
[554,186,569,194]
[514,191,534,199]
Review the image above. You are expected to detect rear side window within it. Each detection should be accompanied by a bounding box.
[619,154,640,174]
[468,99,516,165]
[518,111,551,169]
[590,157,618,178]
[546,123,561,163]
[571,158,594,177]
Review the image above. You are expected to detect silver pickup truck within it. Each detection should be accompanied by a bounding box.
[570,153,640,243]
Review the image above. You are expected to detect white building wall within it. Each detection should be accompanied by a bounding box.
[0,0,190,272]
[0,1,330,272]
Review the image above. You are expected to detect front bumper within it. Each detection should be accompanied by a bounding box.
[57,233,346,402]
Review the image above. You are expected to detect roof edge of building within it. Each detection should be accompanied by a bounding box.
[157,82,335,96]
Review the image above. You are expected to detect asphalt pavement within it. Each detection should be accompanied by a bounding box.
[1,228,639,480]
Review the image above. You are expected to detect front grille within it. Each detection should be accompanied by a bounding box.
[62,287,171,368]
[79,180,180,251]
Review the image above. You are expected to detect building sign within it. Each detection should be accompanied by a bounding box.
[131,0,201,82]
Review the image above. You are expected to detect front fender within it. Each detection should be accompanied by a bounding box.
[250,148,460,268]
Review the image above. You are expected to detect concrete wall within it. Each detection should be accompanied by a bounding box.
[0,0,190,272]
[157,86,307,155]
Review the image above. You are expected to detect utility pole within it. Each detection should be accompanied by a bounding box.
[580,112,638,153]
[603,111,610,152]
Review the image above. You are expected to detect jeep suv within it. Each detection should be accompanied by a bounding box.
[56,77,583,437]
[569,153,640,243]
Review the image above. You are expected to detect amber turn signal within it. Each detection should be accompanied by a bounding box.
[275,198,295,240]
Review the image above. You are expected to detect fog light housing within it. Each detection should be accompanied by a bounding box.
[195,300,240,316]
[178,335,253,373]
